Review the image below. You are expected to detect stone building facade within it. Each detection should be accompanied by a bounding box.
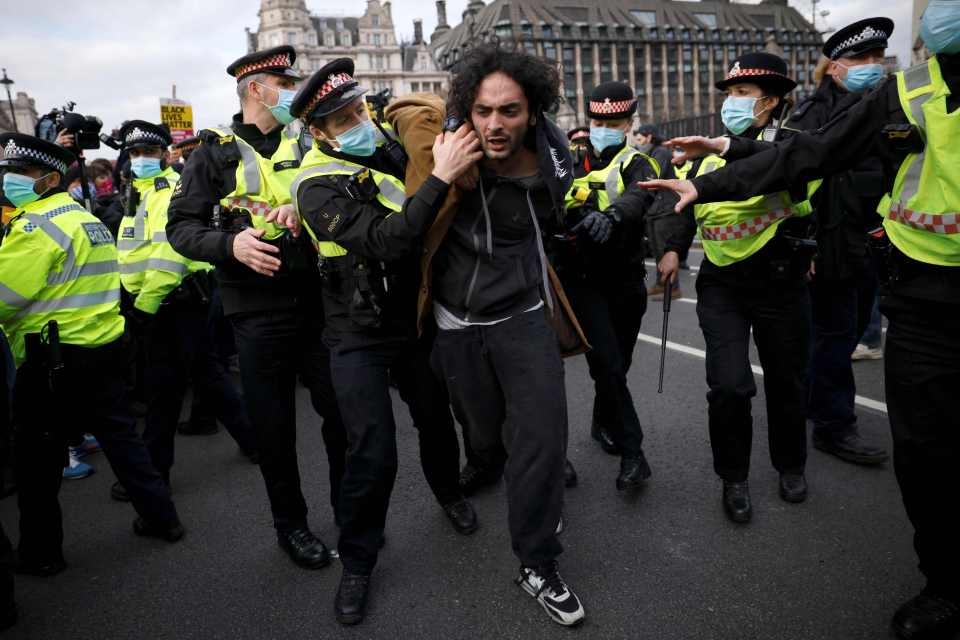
[0,91,40,135]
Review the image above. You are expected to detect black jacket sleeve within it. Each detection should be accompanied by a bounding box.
[661,158,702,256]
[166,145,238,265]
[298,173,449,262]
[608,153,659,223]
[692,78,907,205]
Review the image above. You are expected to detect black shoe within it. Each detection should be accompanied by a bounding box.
[891,591,960,639]
[616,453,652,491]
[442,498,479,535]
[335,572,371,625]
[564,459,578,488]
[277,528,330,569]
[133,517,185,543]
[15,554,66,577]
[459,463,501,497]
[590,422,621,456]
[722,481,752,523]
[0,603,17,631]
[176,420,218,436]
[813,430,889,466]
[110,481,130,502]
[779,473,808,503]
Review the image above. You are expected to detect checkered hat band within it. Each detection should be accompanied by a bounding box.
[223,196,273,218]
[725,68,788,82]
[830,26,888,59]
[589,99,636,115]
[302,72,355,119]
[699,208,793,241]
[124,127,166,146]
[235,53,292,78]
[2,140,67,174]
[888,205,960,234]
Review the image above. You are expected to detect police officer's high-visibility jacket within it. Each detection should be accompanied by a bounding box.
[564,145,660,212]
[289,144,407,258]
[117,167,213,314]
[203,120,309,240]
[0,192,125,367]
[877,55,960,267]
[692,132,816,267]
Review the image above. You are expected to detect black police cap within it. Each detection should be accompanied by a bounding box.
[171,135,200,151]
[566,126,589,141]
[119,120,172,150]
[0,132,76,175]
[587,81,637,120]
[823,17,894,60]
[715,52,797,96]
[227,45,302,81]
[290,58,368,122]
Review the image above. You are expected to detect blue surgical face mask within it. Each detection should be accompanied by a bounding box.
[258,82,296,126]
[721,96,761,135]
[130,156,162,179]
[2,172,50,208]
[921,0,960,54]
[69,181,96,202]
[838,62,885,93]
[589,126,626,153]
[335,120,377,157]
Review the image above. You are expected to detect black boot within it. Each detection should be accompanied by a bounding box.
[722,481,752,523]
[459,463,501,497]
[176,420,218,436]
[110,481,130,502]
[590,421,621,456]
[891,590,960,639]
[277,528,330,569]
[133,517,185,543]
[564,459,578,488]
[813,428,889,465]
[778,473,808,503]
[616,453,651,491]
[442,498,479,535]
[335,572,371,625]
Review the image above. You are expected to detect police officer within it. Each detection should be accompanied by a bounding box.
[657,53,814,523]
[556,81,659,490]
[169,135,200,173]
[166,46,346,569]
[284,58,481,625]
[0,133,183,577]
[792,18,895,466]
[644,6,960,634]
[113,120,257,497]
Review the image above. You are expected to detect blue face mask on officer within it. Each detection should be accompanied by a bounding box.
[335,120,377,157]
[921,0,960,54]
[837,62,885,93]
[589,126,626,153]
[257,82,296,126]
[720,96,766,135]
[130,156,163,179]
[2,172,53,209]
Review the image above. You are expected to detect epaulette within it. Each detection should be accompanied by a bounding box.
[153,176,171,191]
[198,129,241,169]
[790,97,816,121]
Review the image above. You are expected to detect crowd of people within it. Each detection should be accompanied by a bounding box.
[0,3,958,638]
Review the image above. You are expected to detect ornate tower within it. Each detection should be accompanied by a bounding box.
[256,0,311,51]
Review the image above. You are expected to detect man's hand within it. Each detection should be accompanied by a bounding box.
[55,130,76,149]
[658,251,680,285]
[232,227,281,276]
[664,136,728,165]
[455,163,480,191]
[638,179,700,213]
[431,123,483,184]
[571,211,614,244]
[265,204,301,237]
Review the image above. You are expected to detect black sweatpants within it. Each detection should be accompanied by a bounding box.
[331,335,462,574]
[230,302,347,533]
[695,268,810,482]
[882,292,960,597]
[431,311,565,568]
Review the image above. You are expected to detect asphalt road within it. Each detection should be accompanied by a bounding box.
[1,248,941,640]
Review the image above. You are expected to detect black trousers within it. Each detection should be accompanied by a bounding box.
[230,302,347,532]
[564,279,647,457]
[882,292,960,596]
[331,335,462,574]
[142,296,256,479]
[432,311,565,568]
[13,336,179,564]
[696,271,810,482]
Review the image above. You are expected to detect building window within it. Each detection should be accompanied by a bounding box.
[434,82,442,93]
[286,31,298,45]
[694,13,717,28]
[665,28,675,41]
[543,41,557,62]
[631,10,656,27]
[617,45,629,83]
[599,45,612,83]
[634,46,646,96]
[373,34,381,46]
[651,45,663,90]
[581,44,595,109]
[542,25,554,38]
[562,44,577,103]
[372,15,380,26]
[494,22,512,39]
[412,82,419,92]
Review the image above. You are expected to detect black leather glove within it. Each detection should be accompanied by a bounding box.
[571,210,615,244]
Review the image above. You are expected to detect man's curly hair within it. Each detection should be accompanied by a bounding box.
[448,44,560,119]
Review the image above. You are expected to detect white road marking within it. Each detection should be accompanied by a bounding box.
[635,333,888,414]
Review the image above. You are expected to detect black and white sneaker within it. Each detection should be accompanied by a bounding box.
[515,563,585,626]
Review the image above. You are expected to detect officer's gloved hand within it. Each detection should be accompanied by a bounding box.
[572,210,615,244]
[126,307,156,335]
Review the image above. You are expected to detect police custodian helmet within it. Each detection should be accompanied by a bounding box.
[290,58,368,122]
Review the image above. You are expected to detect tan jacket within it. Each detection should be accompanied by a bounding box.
[384,94,589,357]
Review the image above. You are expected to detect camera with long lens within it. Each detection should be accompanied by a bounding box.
[35,101,104,150]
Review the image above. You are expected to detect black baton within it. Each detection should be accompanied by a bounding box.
[658,278,673,394]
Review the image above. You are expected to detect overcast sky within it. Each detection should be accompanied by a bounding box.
[2,0,913,159]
